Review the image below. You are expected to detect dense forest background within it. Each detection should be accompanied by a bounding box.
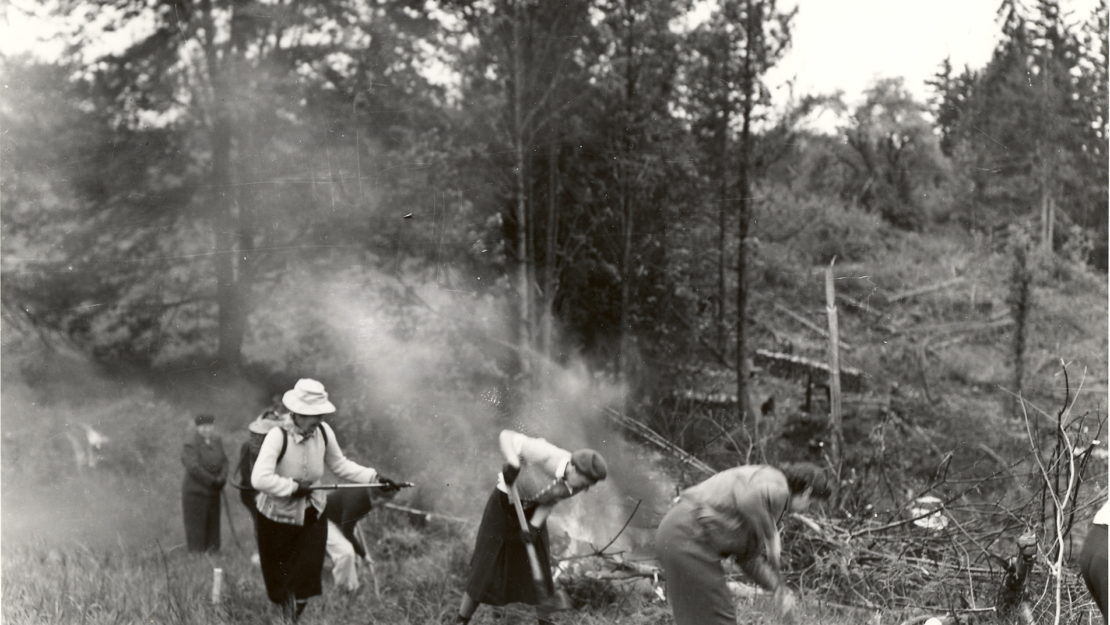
[1,1,1108,624]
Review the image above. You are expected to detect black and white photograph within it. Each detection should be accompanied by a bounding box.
[1,0,1107,623]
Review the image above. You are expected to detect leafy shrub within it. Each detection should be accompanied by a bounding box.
[756,193,891,267]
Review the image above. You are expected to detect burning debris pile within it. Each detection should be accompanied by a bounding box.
[555,552,666,608]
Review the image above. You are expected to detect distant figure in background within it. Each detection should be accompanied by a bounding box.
[66,423,110,470]
[236,396,291,517]
[454,429,609,625]
[323,487,381,593]
[1077,500,1108,622]
[655,463,830,625]
[181,414,228,552]
[251,378,399,622]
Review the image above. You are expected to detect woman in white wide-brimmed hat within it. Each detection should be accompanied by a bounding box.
[250,378,400,622]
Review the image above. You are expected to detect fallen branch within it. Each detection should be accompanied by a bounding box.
[382,502,469,525]
[920,315,1014,337]
[887,277,965,303]
[584,569,657,581]
[835,292,883,317]
[603,407,715,475]
[773,302,854,351]
[898,614,959,625]
[849,481,967,539]
[591,499,641,556]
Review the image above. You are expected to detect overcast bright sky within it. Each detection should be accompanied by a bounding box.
[765,0,1101,105]
[2,0,1102,108]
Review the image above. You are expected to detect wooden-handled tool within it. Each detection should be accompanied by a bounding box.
[308,481,414,491]
[506,482,572,611]
[507,482,546,584]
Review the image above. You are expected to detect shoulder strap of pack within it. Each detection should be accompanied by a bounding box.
[277,429,288,464]
[276,425,330,465]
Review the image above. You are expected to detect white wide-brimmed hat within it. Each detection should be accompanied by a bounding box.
[282,378,337,416]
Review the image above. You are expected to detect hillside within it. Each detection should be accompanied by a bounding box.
[1,224,1105,625]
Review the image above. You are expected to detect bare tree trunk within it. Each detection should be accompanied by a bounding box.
[734,0,759,429]
[213,120,243,368]
[201,0,243,369]
[541,136,559,360]
[617,0,636,382]
[715,61,729,352]
[511,1,531,376]
[234,121,258,362]
[1040,193,1055,255]
[824,260,844,477]
[527,157,538,337]
[1010,244,1031,415]
[619,182,633,379]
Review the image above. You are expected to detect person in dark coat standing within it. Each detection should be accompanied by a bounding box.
[454,429,609,625]
[181,414,228,552]
[655,463,830,625]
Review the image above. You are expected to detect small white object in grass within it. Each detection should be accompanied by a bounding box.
[211,568,224,604]
[923,618,944,625]
[911,495,949,531]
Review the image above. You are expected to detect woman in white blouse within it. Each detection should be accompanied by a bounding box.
[251,378,398,622]
[453,429,608,625]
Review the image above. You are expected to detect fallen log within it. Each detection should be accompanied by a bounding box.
[910,316,1015,341]
[382,502,469,525]
[753,349,864,394]
[886,277,966,303]
[773,303,854,351]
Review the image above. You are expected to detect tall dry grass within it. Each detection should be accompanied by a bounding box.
[1,511,673,625]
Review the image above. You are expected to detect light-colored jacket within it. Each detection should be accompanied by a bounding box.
[1095,501,1109,526]
[251,421,377,525]
[680,465,790,560]
[496,429,574,505]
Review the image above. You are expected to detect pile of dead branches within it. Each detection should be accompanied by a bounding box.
[785,365,1105,623]
[600,363,1106,624]
[781,500,1099,623]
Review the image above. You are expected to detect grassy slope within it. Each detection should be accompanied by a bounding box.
[1,226,1105,624]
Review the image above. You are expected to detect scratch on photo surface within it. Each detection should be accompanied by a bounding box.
[971,125,1009,151]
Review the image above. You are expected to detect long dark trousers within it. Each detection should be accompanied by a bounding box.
[182,491,221,552]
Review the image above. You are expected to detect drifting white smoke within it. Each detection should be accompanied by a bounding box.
[245,267,676,551]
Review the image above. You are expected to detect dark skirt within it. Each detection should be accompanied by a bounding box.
[465,489,554,606]
[182,490,221,552]
[255,506,328,604]
[656,497,737,625]
[1077,523,1107,620]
